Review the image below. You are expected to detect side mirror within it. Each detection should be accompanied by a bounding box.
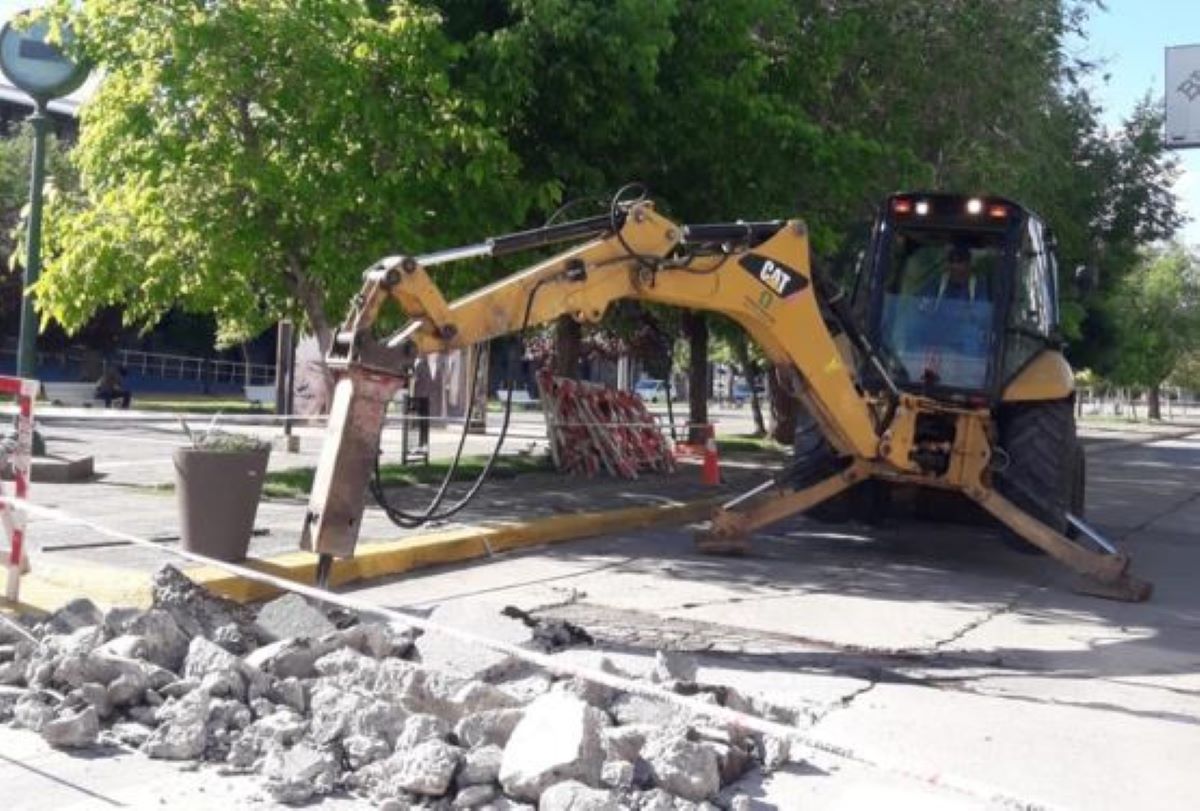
[1074,265,1099,296]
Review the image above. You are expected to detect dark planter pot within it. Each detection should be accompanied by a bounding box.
[173,446,270,562]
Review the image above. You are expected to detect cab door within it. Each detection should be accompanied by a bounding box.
[1001,216,1058,386]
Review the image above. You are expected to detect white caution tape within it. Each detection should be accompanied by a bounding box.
[0,494,1054,810]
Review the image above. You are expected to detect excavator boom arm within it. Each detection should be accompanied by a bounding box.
[303,202,877,558]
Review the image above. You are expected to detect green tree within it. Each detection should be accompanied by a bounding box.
[0,124,77,338]
[1109,246,1200,420]
[35,0,537,352]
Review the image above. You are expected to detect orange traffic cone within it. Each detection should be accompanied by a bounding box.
[701,426,721,486]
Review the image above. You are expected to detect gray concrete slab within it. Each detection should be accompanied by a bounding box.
[340,430,1200,810]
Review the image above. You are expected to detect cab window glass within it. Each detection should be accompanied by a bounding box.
[877,228,1001,390]
[1004,220,1052,378]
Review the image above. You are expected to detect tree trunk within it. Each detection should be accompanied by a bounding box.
[768,367,798,444]
[1148,384,1162,421]
[682,311,709,443]
[554,315,581,379]
[283,258,333,355]
[731,332,766,437]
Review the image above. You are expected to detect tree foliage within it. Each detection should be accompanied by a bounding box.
[1108,245,1200,416]
[20,0,1186,429]
[0,123,77,336]
[35,0,540,350]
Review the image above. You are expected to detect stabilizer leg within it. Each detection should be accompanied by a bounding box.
[968,488,1152,602]
[695,463,866,555]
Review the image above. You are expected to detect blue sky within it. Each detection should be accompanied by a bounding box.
[1082,0,1200,246]
[0,0,1195,243]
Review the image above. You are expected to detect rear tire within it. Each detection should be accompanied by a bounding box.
[787,408,861,523]
[995,398,1078,553]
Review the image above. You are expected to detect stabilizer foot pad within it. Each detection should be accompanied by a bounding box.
[1072,574,1153,603]
[693,531,750,556]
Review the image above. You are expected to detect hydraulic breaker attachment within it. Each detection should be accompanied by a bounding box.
[301,367,404,563]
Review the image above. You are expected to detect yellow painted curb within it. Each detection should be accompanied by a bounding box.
[192,497,721,603]
[6,496,721,613]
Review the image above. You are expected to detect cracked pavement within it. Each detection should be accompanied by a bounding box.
[344,428,1200,810]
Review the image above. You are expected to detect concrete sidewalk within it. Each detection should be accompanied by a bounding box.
[8,409,770,611]
[6,408,1195,614]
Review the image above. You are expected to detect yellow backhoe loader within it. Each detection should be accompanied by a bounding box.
[300,190,1151,602]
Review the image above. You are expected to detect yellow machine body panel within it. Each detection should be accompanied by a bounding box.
[1001,350,1075,403]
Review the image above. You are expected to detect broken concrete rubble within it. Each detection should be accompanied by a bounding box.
[0,565,788,807]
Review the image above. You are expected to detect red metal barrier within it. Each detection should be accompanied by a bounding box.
[536,371,674,479]
[0,376,37,601]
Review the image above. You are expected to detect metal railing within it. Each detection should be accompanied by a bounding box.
[111,349,275,386]
[0,347,275,386]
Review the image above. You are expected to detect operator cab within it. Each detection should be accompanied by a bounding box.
[852,192,1061,402]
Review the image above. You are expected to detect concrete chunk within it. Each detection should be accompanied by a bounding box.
[538,780,621,811]
[458,743,503,786]
[395,712,450,751]
[390,739,463,796]
[13,690,58,731]
[243,637,329,680]
[349,697,408,745]
[151,565,255,645]
[337,621,420,659]
[42,706,100,748]
[455,707,524,749]
[642,735,720,802]
[343,734,391,769]
[143,690,210,760]
[254,593,336,642]
[109,721,154,747]
[453,783,497,808]
[124,609,191,671]
[75,682,113,720]
[308,684,369,744]
[651,651,698,685]
[42,598,105,635]
[499,692,608,801]
[264,742,338,804]
[601,759,635,791]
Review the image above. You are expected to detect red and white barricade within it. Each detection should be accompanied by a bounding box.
[536,370,674,479]
[0,376,37,602]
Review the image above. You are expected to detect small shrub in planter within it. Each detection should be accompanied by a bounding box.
[174,419,272,561]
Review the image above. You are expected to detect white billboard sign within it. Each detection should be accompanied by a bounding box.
[1166,44,1200,149]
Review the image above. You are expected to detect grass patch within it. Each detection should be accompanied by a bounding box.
[715,433,785,454]
[262,453,554,499]
[134,396,261,414]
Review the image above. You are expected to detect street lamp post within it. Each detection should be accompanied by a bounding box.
[15,100,47,378]
[0,10,90,379]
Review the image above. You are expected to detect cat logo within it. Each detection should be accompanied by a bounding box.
[738,253,808,298]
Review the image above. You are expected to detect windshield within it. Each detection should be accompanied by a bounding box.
[879,228,1005,390]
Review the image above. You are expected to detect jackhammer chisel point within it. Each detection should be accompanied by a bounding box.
[315,553,334,590]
